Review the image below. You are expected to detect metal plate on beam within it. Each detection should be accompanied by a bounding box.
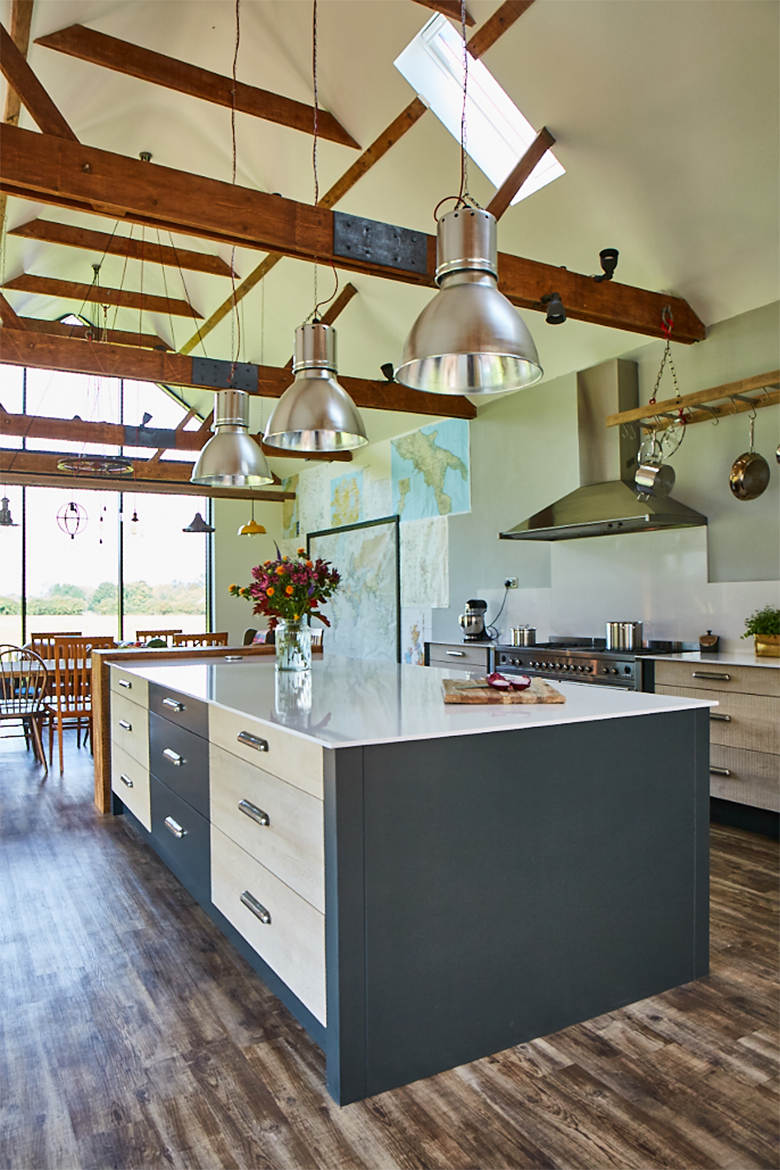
[124,426,180,449]
[333,212,428,275]
[191,357,258,393]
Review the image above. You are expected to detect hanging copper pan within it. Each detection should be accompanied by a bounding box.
[729,414,770,501]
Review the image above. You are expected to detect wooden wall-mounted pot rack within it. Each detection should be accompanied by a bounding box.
[606,369,780,432]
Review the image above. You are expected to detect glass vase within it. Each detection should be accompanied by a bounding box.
[274,619,312,672]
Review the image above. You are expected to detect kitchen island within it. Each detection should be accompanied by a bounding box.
[108,655,713,1104]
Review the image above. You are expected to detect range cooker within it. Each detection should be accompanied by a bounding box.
[494,638,679,691]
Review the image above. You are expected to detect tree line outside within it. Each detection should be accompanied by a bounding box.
[0,578,205,616]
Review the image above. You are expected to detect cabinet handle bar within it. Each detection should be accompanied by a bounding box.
[118,679,131,689]
[710,712,732,722]
[692,671,731,681]
[710,766,732,776]
[238,799,270,826]
[162,748,184,766]
[237,730,269,752]
[118,719,132,731]
[162,697,185,711]
[446,650,466,657]
[241,891,271,924]
[119,773,133,788]
[164,816,186,838]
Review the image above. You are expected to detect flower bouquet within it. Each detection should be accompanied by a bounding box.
[229,546,340,670]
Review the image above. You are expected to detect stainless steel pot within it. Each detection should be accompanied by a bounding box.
[510,626,536,646]
[634,460,675,498]
[730,415,770,501]
[606,621,643,651]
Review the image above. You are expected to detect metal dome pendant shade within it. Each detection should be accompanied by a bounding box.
[264,322,368,452]
[191,389,273,487]
[395,208,543,395]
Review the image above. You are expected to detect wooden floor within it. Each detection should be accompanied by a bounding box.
[1,732,778,1170]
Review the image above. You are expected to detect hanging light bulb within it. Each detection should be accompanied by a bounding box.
[238,499,266,536]
[395,207,542,395]
[0,496,19,527]
[191,389,273,487]
[264,322,367,452]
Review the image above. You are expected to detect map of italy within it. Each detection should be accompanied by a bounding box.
[391,419,470,521]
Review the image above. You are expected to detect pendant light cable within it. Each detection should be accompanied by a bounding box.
[457,0,472,209]
[309,0,339,320]
[228,0,242,372]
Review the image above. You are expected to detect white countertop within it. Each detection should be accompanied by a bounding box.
[121,656,714,749]
[645,650,780,669]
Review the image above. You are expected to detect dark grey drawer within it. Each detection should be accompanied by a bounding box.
[149,683,209,739]
[150,774,210,906]
[149,712,209,817]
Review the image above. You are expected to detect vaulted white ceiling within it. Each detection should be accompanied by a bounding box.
[1,0,778,453]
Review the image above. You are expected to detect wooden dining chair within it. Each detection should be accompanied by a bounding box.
[29,632,83,654]
[0,645,49,770]
[172,632,229,647]
[134,629,183,645]
[46,636,116,773]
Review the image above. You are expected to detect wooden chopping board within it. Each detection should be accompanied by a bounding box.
[442,677,566,705]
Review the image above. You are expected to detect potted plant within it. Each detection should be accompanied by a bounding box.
[741,605,780,657]
[229,546,340,671]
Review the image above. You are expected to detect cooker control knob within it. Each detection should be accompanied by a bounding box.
[602,667,609,674]
[586,665,593,673]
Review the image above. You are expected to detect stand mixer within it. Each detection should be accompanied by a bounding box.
[458,599,489,641]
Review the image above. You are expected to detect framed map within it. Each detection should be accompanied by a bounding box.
[308,516,400,663]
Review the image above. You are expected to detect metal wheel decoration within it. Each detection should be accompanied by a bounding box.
[56,501,88,539]
[56,454,134,477]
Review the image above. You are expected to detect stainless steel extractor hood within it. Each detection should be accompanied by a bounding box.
[499,358,707,541]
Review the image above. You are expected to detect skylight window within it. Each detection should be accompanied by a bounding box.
[395,13,564,205]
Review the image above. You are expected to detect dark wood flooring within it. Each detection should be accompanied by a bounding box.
[1,730,778,1170]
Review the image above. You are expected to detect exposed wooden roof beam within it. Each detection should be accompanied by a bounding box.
[0,290,26,328]
[0,452,295,501]
[0,330,477,419]
[412,1,475,28]
[3,273,202,318]
[0,2,35,244]
[0,125,705,343]
[467,0,536,59]
[0,20,77,140]
[34,23,359,149]
[17,316,169,349]
[9,218,236,277]
[486,126,555,221]
[0,404,353,463]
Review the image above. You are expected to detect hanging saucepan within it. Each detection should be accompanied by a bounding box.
[729,414,770,501]
[634,431,675,498]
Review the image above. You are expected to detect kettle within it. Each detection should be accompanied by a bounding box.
[458,599,488,641]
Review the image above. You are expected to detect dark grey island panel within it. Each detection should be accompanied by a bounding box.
[325,708,710,1103]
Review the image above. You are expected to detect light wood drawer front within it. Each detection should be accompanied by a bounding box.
[211,824,326,1024]
[210,744,324,912]
[427,642,491,669]
[209,705,323,799]
[710,745,780,812]
[655,685,780,753]
[111,692,149,768]
[653,660,780,696]
[111,667,148,705]
[111,741,151,830]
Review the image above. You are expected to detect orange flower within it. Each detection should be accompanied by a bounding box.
[266,586,275,597]
[305,559,313,568]
[293,613,300,620]
[263,560,272,567]
[297,547,306,555]
[285,585,294,595]
[276,566,286,576]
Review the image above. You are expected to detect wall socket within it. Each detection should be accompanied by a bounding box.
[504,577,518,589]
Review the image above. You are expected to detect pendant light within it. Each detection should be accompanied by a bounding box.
[191,389,273,487]
[183,511,215,533]
[0,496,18,527]
[264,0,367,453]
[395,0,542,396]
[395,207,542,394]
[238,499,266,536]
[264,322,367,452]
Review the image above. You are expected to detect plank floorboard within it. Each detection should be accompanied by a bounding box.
[0,730,777,1169]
